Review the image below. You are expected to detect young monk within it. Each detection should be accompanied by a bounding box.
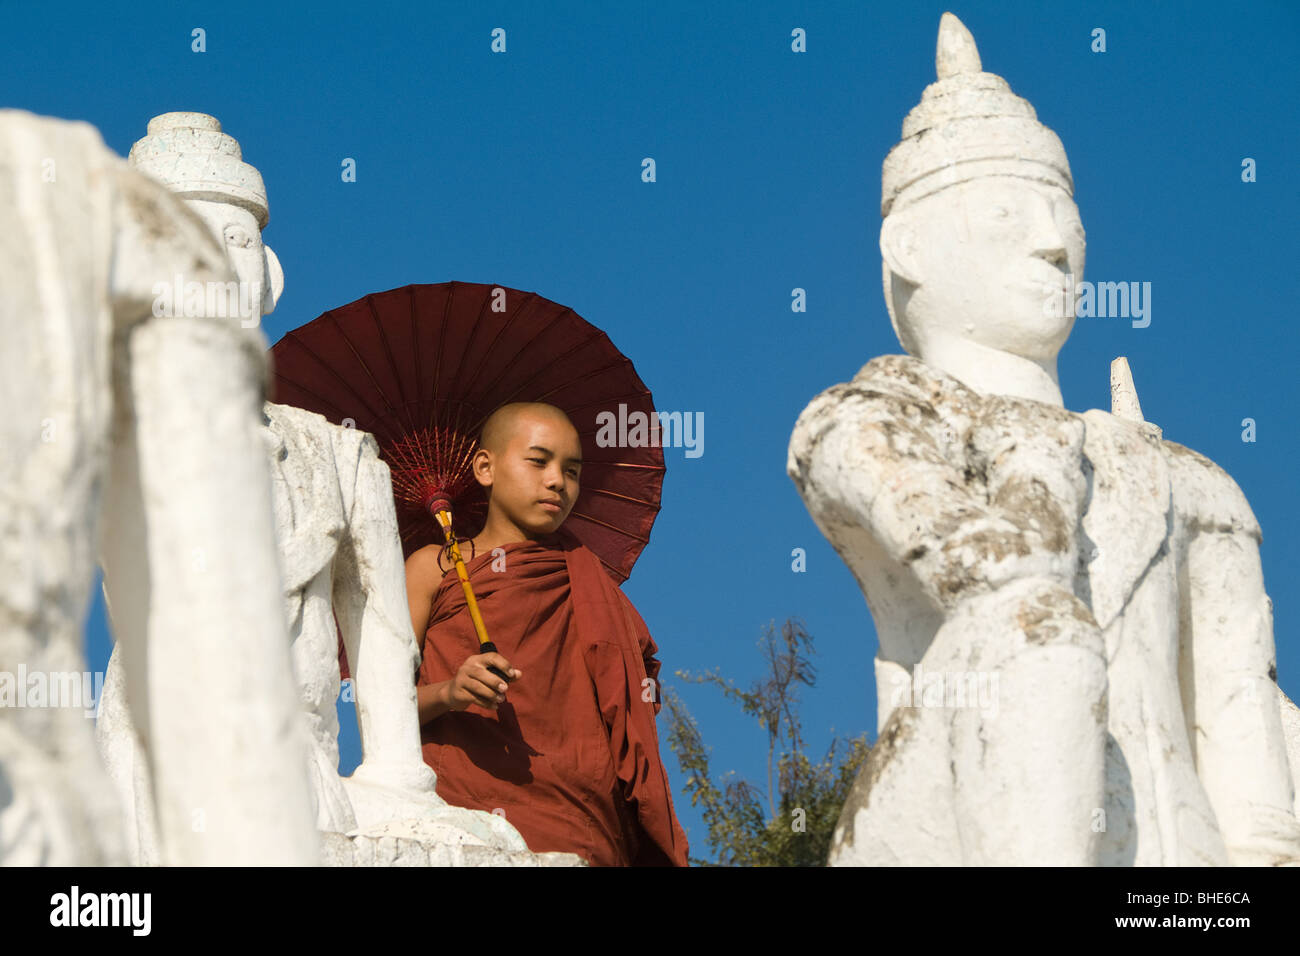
[406,401,689,866]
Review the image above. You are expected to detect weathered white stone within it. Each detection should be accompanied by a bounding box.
[0,108,317,865]
[319,827,585,867]
[789,14,1300,866]
[1280,690,1300,820]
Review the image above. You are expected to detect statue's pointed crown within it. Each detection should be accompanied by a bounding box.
[881,13,1072,217]
[127,112,269,229]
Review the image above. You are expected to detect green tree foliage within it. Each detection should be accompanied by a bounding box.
[664,617,870,866]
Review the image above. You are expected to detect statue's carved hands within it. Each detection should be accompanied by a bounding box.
[961,395,1088,586]
[905,511,1077,610]
[789,356,1092,614]
[341,759,449,831]
[347,758,438,796]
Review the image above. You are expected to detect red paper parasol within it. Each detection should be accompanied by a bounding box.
[268,281,665,586]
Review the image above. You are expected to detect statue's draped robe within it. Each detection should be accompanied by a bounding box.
[795,354,1300,866]
[417,527,689,866]
[262,402,360,835]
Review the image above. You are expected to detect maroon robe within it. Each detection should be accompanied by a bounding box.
[416,526,689,866]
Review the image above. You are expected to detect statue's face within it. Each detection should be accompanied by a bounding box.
[889,176,1085,361]
[184,198,281,321]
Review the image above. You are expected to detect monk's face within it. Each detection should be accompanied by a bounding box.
[477,411,583,537]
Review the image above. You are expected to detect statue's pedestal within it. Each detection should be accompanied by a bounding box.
[321,818,586,866]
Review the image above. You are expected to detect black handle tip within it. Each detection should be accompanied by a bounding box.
[479,641,511,682]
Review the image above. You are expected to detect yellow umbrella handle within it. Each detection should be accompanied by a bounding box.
[433,508,510,682]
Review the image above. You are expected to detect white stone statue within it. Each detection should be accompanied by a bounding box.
[787,13,1300,866]
[97,112,580,866]
[0,108,318,865]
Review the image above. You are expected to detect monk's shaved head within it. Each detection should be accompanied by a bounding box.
[479,402,578,455]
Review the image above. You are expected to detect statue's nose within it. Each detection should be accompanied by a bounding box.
[1029,226,1069,268]
[1033,245,1069,270]
[1027,199,1070,268]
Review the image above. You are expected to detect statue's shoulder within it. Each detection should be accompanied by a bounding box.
[264,399,330,432]
[853,353,950,393]
[794,354,979,432]
[849,354,979,410]
[264,401,379,460]
[1161,437,1261,541]
[789,354,975,477]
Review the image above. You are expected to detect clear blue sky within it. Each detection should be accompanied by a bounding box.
[8,0,1297,863]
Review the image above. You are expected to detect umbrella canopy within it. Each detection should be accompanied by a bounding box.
[268,281,665,585]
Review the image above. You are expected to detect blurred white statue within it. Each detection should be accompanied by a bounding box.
[0,108,317,865]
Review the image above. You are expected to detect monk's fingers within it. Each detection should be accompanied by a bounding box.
[472,656,516,688]
[466,675,507,706]
[482,653,518,682]
[469,666,509,695]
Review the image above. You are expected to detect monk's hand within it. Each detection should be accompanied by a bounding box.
[448,653,522,712]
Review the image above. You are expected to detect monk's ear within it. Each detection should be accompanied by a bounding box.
[880,212,923,287]
[471,447,493,488]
